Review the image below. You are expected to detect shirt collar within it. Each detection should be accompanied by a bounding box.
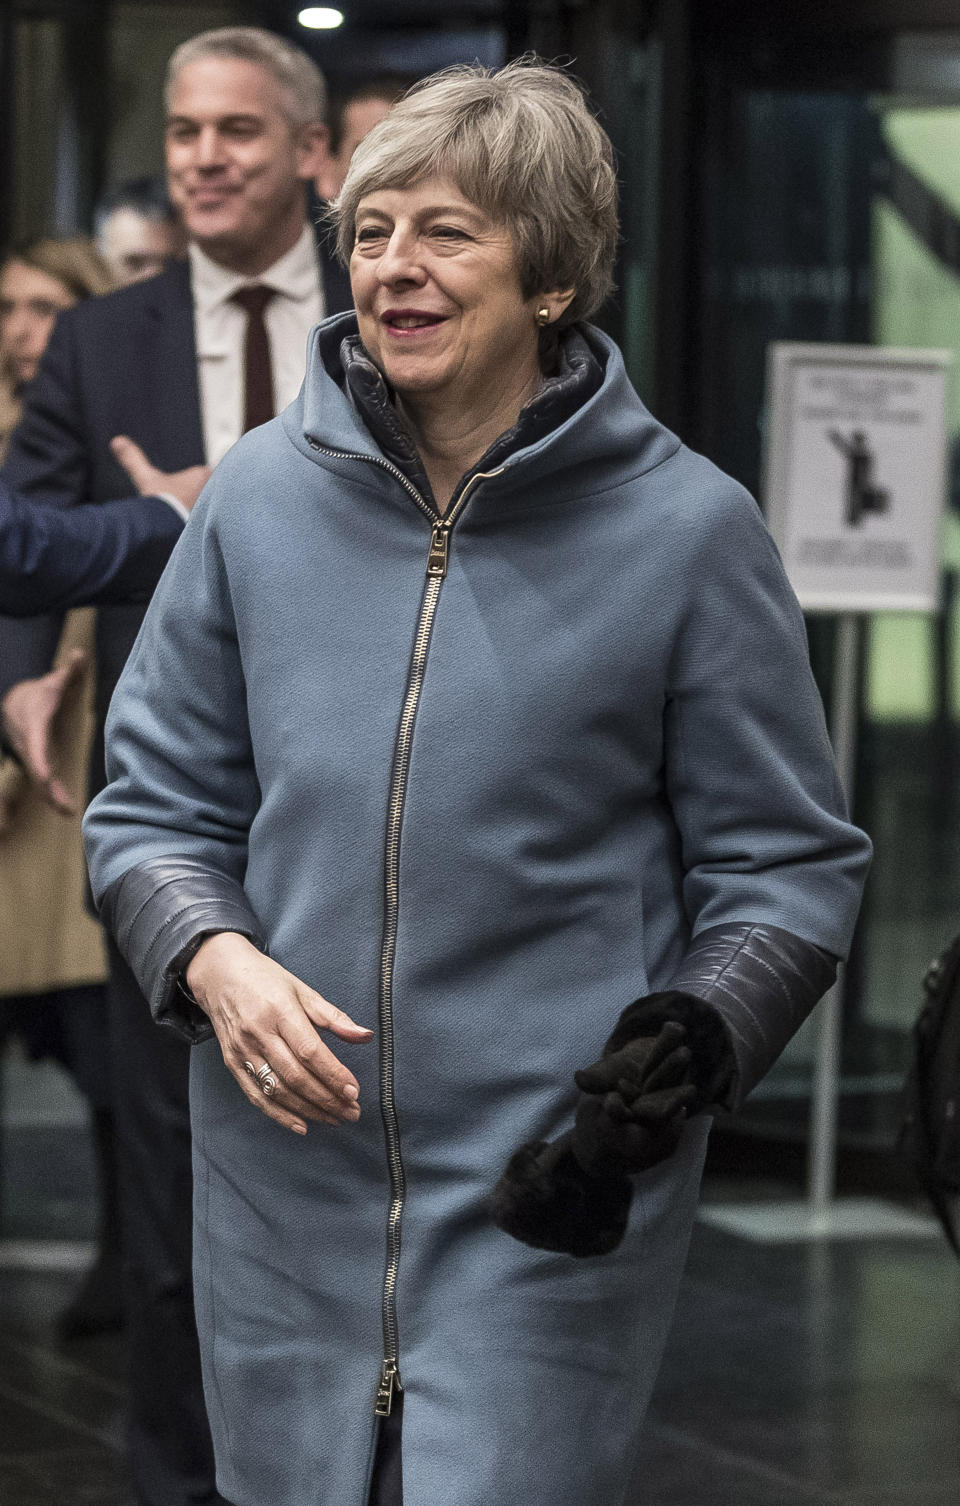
[189,224,319,314]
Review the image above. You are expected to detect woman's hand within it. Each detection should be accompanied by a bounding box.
[186,932,374,1136]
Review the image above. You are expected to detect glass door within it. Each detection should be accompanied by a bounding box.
[688,28,960,1159]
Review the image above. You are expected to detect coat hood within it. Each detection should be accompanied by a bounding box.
[281,312,682,508]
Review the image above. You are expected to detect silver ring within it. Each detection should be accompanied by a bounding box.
[244,1060,279,1098]
[255,1062,279,1098]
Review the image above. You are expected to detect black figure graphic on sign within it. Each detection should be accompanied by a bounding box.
[827,429,891,527]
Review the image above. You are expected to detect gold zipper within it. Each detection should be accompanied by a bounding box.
[375,566,440,1416]
[307,439,505,1418]
[374,465,504,1418]
[427,523,449,578]
[427,466,505,580]
[375,1358,400,1419]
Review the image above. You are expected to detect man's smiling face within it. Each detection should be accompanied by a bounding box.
[165,56,326,272]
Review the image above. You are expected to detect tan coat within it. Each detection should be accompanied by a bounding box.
[0,290,109,999]
[0,608,107,997]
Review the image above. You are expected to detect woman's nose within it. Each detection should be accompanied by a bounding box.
[376,230,426,287]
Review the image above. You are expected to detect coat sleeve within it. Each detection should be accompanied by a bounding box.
[0,308,94,693]
[659,478,871,1091]
[0,481,183,616]
[82,481,264,1040]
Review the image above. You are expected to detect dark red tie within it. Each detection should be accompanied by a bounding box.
[230,284,276,433]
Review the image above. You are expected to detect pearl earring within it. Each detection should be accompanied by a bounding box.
[535,305,551,327]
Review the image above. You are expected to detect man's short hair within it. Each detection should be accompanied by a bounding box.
[166,26,327,129]
[328,75,414,153]
[93,177,176,239]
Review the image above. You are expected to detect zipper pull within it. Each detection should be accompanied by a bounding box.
[375,1359,401,1417]
[427,524,449,579]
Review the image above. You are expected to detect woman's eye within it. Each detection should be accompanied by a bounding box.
[431,226,467,241]
[355,227,387,244]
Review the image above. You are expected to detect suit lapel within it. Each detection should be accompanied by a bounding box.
[322,252,352,318]
[145,260,205,469]
[313,221,353,316]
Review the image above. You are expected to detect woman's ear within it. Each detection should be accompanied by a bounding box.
[541,287,576,323]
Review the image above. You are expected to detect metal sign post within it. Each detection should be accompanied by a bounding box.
[807,613,858,1220]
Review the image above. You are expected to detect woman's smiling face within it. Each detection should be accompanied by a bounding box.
[350,175,543,415]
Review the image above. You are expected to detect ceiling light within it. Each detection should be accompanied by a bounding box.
[298,7,344,28]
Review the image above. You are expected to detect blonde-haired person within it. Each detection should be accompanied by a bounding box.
[0,237,113,451]
[85,61,870,1506]
[0,234,119,1337]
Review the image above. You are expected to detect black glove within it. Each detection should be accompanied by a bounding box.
[583,989,737,1118]
[489,1131,635,1259]
[491,1008,710,1258]
[571,1020,697,1177]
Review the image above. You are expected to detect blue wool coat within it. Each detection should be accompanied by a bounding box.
[84,316,870,1506]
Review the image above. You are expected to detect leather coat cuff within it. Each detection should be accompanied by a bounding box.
[97,856,266,1042]
[666,923,838,1108]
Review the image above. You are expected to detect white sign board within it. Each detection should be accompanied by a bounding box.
[763,343,950,612]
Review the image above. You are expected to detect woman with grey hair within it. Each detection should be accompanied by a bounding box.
[84,59,870,1506]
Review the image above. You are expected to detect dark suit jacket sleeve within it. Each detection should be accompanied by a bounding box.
[0,309,137,696]
[0,479,184,618]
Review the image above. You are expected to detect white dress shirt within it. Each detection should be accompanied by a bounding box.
[188,225,325,467]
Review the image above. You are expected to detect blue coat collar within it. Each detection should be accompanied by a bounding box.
[285,313,683,513]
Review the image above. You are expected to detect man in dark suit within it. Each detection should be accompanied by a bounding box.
[0,438,204,814]
[0,440,205,617]
[0,26,351,1506]
[0,484,180,616]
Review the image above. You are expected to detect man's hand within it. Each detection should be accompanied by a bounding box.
[110,434,211,514]
[0,647,88,814]
[186,932,374,1136]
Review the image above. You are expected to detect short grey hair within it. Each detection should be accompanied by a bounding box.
[330,59,618,328]
[166,27,326,129]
